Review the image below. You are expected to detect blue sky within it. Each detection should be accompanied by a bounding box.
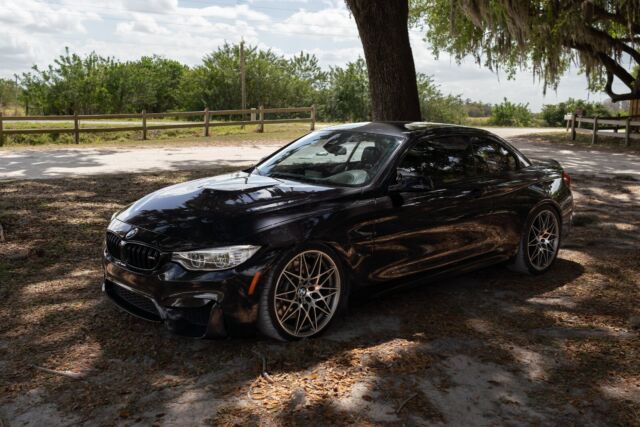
[0,0,622,111]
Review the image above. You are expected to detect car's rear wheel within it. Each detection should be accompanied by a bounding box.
[258,244,346,341]
[510,205,561,275]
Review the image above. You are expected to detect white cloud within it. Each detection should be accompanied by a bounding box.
[248,0,309,3]
[194,4,270,22]
[116,14,170,35]
[0,0,99,33]
[269,6,357,40]
[304,46,363,66]
[120,0,178,13]
[0,31,38,75]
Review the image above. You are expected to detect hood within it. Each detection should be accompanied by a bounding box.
[116,171,343,247]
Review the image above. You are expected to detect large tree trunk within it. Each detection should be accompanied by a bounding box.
[346,0,421,121]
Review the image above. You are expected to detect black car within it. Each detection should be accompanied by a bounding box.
[103,122,573,341]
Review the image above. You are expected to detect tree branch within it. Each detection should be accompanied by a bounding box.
[595,51,637,89]
[599,55,639,102]
[602,70,640,102]
[571,41,639,102]
[589,5,640,34]
[583,26,640,64]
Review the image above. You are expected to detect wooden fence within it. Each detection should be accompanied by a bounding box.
[564,113,640,146]
[0,105,316,146]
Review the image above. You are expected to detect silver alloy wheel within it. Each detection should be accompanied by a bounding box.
[273,250,341,338]
[526,210,560,271]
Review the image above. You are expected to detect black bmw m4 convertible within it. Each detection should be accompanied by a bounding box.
[103,122,573,341]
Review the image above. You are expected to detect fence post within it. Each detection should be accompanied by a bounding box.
[625,117,631,147]
[571,114,576,140]
[251,108,256,122]
[204,107,210,137]
[0,112,4,147]
[142,110,147,140]
[257,105,264,133]
[74,112,80,144]
[310,104,316,131]
[591,116,599,145]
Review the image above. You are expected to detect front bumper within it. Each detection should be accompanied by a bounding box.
[102,249,278,338]
[103,278,226,338]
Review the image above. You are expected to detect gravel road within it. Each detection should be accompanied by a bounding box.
[1,127,638,180]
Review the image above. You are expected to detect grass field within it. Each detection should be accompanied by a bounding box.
[0,166,638,425]
[0,122,320,149]
[524,131,640,154]
[0,105,25,116]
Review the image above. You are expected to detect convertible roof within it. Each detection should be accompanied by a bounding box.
[320,121,487,138]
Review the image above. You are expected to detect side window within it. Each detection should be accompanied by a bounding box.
[470,137,518,176]
[398,136,474,185]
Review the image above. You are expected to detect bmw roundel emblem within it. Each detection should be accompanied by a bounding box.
[125,228,138,240]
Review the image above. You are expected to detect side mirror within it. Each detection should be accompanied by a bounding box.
[389,171,434,192]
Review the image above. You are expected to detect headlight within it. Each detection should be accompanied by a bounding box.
[171,245,260,271]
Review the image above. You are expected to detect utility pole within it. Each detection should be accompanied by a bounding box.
[240,39,246,129]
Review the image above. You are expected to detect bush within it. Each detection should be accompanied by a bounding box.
[541,103,567,127]
[464,100,492,117]
[542,99,614,126]
[490,98,533,127]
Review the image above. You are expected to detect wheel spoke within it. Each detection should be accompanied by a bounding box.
[314,303,331,316]
[281,303,300,323]
[310,267,334,283]
[294,307,304,333]
[317,291,338,303]
[276,295,297,304]
[276,289,297,297]
[310,305,319,331]
[310,253,322,278]
[301,254,311,278]
[318,272,336,288]
[283,270,301,284]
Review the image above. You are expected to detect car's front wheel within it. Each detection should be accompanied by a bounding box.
[510,205,561,275]
[258,244,347,341]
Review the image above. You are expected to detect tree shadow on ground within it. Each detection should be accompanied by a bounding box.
[1,170,639,426]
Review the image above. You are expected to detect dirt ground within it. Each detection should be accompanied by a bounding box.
[1,165,639,426]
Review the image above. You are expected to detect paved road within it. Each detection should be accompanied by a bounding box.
[1,127,639,180]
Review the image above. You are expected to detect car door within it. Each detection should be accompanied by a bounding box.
[466,134,530,255]
[366,134,508,284]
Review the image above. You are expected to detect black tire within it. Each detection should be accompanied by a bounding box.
[257,243,348,341]
[509,204,562,275]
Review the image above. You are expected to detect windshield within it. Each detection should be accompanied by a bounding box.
[254,131,404,186]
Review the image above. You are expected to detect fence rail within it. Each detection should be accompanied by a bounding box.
[0,105,316,146]
[564,113,640,146]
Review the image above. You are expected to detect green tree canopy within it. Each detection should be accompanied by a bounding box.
[417,74,466,124]
[410,0,640,102]
[0,78,20,109]
[20,48,186,114]
[324,58,370,122]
